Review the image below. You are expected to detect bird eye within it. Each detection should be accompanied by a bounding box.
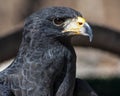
[53,18,65,26]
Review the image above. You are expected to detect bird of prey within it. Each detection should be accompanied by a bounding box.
[0,7,96,96]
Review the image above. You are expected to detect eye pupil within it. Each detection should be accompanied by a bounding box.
[53,18,65,26]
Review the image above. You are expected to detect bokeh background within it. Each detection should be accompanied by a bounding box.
[0,0,120,96]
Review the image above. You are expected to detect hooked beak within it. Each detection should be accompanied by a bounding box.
[62,17,93,42]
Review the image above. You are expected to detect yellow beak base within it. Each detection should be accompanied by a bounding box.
[62,16,93,41]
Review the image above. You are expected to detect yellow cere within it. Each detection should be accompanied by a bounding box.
[63,16,86,34]
[77,17,86,27]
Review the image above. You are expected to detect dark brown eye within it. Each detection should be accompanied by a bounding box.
[53,18,65,26]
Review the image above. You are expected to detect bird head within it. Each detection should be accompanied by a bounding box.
[24,7,93,42]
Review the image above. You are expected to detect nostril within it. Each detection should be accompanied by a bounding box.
[78,22,83,25]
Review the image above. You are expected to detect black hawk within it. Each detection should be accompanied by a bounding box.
[0,7,97,96]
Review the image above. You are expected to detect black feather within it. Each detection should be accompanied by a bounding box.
[0,7,94,96]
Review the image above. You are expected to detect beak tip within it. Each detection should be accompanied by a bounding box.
[89,34,93,42]
[83,22,93,42]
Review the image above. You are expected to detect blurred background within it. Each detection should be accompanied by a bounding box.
[0,0,120,96]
